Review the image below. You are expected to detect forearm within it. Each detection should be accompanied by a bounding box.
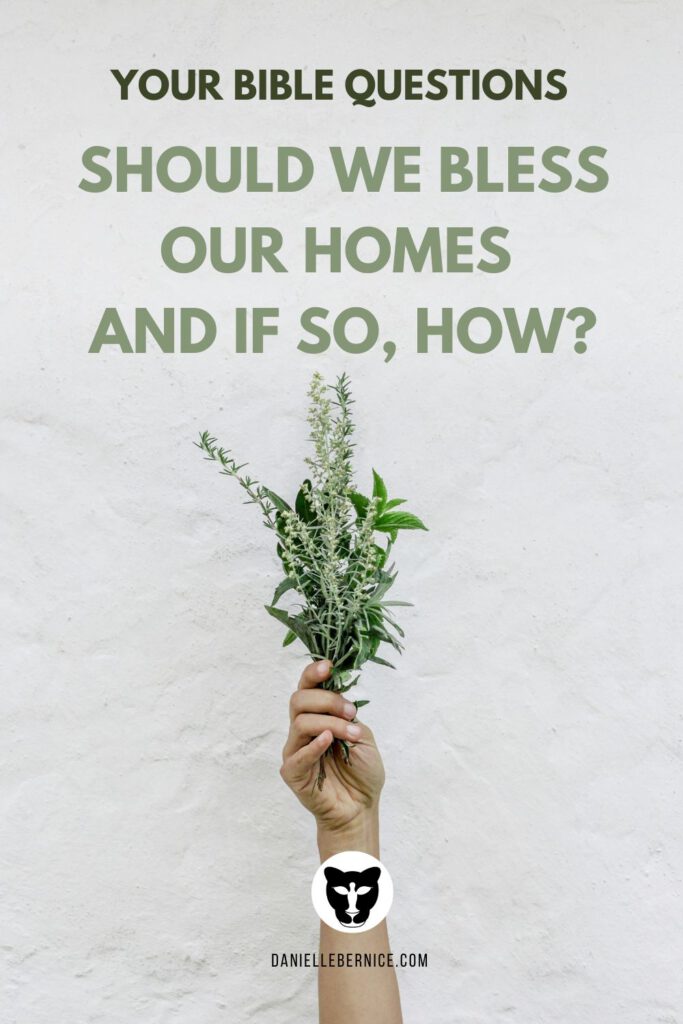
[317,812,403,1024]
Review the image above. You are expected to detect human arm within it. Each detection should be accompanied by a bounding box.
[280,660,403,1024]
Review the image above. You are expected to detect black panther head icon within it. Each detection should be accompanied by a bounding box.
[324,865,381,928]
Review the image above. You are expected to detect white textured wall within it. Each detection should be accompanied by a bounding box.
[3,2,683,1022]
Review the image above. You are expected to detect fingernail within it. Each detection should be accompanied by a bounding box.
[347,723,362,740]
[342,700,356,719]
[317,660,331,678]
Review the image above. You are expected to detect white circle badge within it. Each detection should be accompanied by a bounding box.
[311,851,393,933]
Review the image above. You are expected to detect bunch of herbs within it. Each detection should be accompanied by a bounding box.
[196,372,426,786]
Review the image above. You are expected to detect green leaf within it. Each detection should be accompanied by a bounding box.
[370,569,397,602]
[349,491,370,519]
[383,498,406,511]
[372,469,387,510]
[336,675,360,693]
[271,577,297,606]
[264,605,313,650]
[375,510,428,532]
[373,544,388,569]
[354,699,370,710]
[353,634,371,668]
[382,600,413,607]
[282,629,297,647]
[295,480,314,523]
[384,615,405,638]
[369,654,396,669]
[261,487,291,512]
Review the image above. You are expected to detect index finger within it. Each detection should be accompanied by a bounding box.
[298,659,333,690]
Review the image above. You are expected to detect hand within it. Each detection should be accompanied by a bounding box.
[280,660,385,853]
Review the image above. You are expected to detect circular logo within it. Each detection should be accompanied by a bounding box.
[311,851,393,933]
